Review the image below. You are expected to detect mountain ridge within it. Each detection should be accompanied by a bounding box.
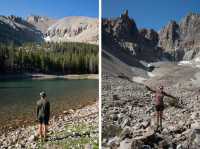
[103,10,200,63]
[0,15,98,45]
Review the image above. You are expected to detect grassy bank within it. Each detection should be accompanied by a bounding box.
[37,123,98,149]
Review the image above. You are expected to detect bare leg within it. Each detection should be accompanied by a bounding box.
[159,111,163,129]
[38,124,42,138]
[43,124,48,139]
[156,111,159,130]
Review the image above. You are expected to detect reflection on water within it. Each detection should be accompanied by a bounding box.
[0,79,98,130]
[0,86,33,89]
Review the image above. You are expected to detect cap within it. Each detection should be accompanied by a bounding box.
[40,91,46,98]
[159,85,164,90]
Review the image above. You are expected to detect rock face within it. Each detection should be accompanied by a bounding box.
[159,20,180,50]
[103,11,200,65]
[103,10,162,63]
[159,12,200,60]
[45,16,98,44]
[0,15,98,45]
[0,15,43,44]
[139,28,158,47]
[112,10,139,41]
[27,15,57,34]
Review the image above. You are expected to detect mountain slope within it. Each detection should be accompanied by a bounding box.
[45,16,98,44]
[27,15,57,34]
[102,11,200,78]
[0,15,98,45]
[0,15,43,44]
[102,10,162,63]
[102,10,162,78]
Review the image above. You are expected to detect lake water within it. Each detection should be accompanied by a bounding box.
[0,79,98,131]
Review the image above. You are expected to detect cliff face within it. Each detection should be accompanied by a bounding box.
[179,13,200,48]
[159,20,180,50]
[45,16,98,44]
[27,15,57,34]
[103,10,162,62]
[103,11,200,62]
[0,15,43,44]
[159,13,200,60]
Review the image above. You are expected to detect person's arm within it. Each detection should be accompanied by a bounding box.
[145,85,156,93]
[163,92,177,100]
[36,103,39,121]
[47,102,50,121]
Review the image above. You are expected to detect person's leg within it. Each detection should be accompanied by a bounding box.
[43,124,48,139]
[156,111,159,130]
[43,118,49,139]
[41,124,45,138]
[159,111,163,129]
[38,124,42,138]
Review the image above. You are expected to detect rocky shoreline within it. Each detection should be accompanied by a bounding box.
[102,73,200,149]
[0,102,99,149]
[0,73,98,80]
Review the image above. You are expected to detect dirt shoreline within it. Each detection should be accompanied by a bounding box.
[0,73,98,80]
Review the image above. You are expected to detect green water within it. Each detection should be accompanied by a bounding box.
[0,79,98,129]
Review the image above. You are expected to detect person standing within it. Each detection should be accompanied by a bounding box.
[145,85,177,131]
[36,91,50,140]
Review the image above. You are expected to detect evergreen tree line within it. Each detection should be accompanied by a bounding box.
[0,42,98,74]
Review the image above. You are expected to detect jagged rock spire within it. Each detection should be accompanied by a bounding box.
[120,9,129,19]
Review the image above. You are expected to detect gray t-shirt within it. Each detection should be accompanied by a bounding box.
[36,99,50,120]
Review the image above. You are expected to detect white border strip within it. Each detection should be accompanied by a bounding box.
[99,0,102,147]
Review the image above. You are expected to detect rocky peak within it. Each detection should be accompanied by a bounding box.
[5,15,31,27]
[159,20,180,50]
[159,12,200,51]
[27,15,50,23]
[7,15,22,22]
[120,10,129,20]
[181,12,200,26]
[102,10,163,62]
[27,15,56,34]
[27,15,39,23]
[0,15,43,44]
[110,10,138,41]
[139,28,158,46]
[103,11,200,63]
[179,12,200,42]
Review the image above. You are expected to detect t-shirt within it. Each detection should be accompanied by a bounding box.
[36,99,50,120]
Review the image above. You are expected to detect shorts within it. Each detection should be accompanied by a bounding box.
[155,104,164,112]
[38,117,49,125]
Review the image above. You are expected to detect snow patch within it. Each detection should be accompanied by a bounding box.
[147,63,153,67]
[44,36,51,42]
[178,59,200,68]
[178,61,192,65]
[147,72,155,77]
[195,57,200,62]
[132,76,147,84]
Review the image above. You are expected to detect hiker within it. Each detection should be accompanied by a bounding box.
[36,91,50,140]
[145,85,177,131]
